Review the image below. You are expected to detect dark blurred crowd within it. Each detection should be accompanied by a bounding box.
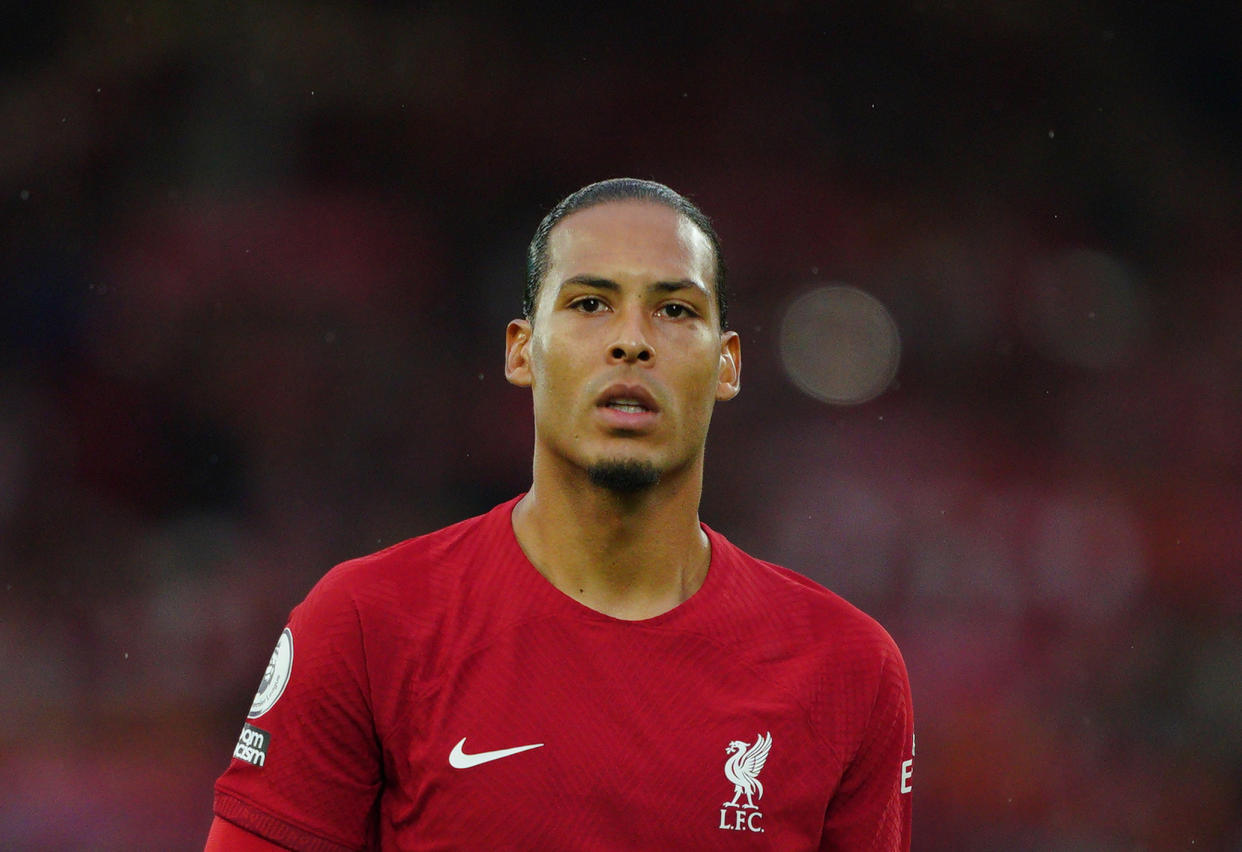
[2,3,1240,849]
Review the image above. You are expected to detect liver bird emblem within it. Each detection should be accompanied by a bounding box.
[723,732,772,809]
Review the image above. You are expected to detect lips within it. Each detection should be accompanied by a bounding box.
[596,383,659,414]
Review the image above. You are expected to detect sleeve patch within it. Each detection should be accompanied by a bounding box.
[233,723,272,767]
[248,627,294,719]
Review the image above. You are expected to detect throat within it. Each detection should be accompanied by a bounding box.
[543,529,712,621]
[510,484,712,620]
[564,557,709,621]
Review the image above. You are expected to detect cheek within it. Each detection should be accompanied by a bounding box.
[687,351,725,396]
[696,361,730,417]
[530,337,582,404]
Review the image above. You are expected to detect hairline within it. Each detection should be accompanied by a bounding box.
[524,180,728,330]
[544,204,716,314]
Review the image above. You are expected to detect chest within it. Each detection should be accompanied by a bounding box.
[375,619,840,850]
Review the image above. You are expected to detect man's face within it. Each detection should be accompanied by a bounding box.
[505,201,740,489]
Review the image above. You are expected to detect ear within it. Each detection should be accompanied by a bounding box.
[715,330,741,401]
[505,319,534,387]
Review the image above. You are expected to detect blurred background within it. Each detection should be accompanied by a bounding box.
[3,1,1240,849]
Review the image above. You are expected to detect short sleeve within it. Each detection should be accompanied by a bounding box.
[820,634,914,851]
[214,569,382,852]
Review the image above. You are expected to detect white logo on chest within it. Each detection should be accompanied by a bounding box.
[448,737,544,769]
[718,732,771,833]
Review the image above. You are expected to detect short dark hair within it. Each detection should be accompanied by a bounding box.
[524,178,729,329]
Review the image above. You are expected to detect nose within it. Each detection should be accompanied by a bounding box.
[609,340,652,363]
[607,309,654,364]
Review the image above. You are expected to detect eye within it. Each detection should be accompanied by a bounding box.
[571,296,607,313]
[659,303,698,319]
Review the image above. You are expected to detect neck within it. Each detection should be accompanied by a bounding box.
[512,450,710,620]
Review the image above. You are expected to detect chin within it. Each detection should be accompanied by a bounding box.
[586,458,661,492]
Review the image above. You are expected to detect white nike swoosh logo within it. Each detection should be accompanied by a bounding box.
[449,737,544,769]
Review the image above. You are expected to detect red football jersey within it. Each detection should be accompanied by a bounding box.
[214,497,913,850]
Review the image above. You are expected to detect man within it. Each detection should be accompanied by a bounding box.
[207,178,913,850]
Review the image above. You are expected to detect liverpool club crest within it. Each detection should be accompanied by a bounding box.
[719,732,771,833]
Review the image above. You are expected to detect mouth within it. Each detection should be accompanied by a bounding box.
[596,384,659,414]
[603,399,651,414]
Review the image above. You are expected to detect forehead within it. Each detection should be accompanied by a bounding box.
[545,201,715,288]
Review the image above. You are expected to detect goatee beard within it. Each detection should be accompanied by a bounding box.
[587,459,661,493]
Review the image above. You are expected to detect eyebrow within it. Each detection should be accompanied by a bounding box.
[558,275,706,296]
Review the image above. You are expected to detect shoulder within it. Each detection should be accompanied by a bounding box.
[285,499,523,677]
[708,529,912,751]
[710,527,903,664]
[304,498,519,616]
[287,497,532,687]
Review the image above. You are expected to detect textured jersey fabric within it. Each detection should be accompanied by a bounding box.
[214,497,913,850]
